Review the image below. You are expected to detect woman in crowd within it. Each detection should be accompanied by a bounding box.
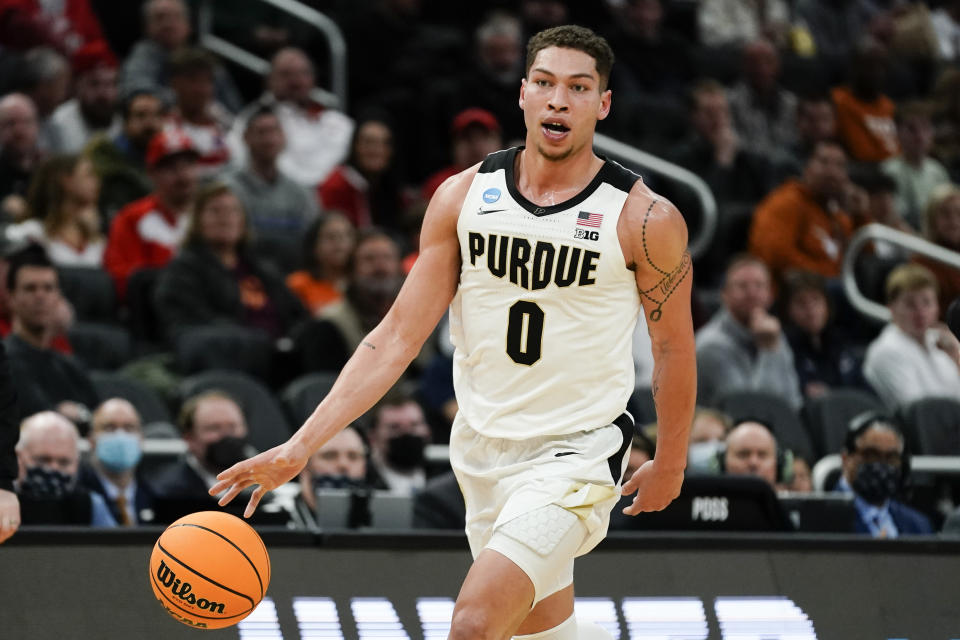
[914,183,960,317]
[317,112,410,231]
[286,213,355,316]
[153,181,306,345]
[8,154,105,266]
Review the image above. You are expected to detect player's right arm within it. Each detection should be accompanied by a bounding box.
[211,167,476,517]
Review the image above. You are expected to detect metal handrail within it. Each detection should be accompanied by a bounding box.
[594,132,718,260]
[197,0,348,109]
[842,224,960,323]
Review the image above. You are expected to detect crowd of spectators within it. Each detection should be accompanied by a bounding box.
[5,0,960,538]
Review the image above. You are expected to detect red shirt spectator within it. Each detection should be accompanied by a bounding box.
[422,108,502,200]
[103,128,198,297]
[0,0,106,53]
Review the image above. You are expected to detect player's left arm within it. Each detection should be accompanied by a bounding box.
[617,187,697,515]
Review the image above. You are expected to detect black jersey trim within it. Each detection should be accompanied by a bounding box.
[497,146,641,217]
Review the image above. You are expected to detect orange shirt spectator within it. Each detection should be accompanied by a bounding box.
[285,213,354,316]
[749,141,856,281]
[832,86,899,163]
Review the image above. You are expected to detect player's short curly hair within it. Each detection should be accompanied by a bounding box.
[525,25,614,90]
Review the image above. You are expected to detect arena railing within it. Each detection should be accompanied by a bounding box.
[197,0,348,110]
[812,453,960,492]
[593,132,718,260]
[842,223,960,323]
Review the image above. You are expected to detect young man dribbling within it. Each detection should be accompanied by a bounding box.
[212,25,696,640]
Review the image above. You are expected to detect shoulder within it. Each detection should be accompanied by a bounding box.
[890,500,933,533]
[113,195,156,221]
[619,181,688,271]
[422,163,481,232]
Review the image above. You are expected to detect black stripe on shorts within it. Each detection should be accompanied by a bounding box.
[606,412,635,485]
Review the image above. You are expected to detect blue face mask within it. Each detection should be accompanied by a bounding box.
[95,431,142,473]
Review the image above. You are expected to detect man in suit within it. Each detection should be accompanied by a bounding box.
[836,413,932,537]
[78,398,154,525]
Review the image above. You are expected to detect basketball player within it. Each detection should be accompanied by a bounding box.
[212,25,696,639]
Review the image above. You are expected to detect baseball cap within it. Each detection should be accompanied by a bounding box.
[71,40,117,76]
[451,108,500,136]
[146,128,198,168]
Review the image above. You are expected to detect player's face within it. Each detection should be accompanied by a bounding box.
[519,46,610,162]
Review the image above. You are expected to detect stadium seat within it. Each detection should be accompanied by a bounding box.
[57,266,116,323]
[124,267,165,348]
[89,370,173,425]
[68,322,133,371]
[179,369,292,452]
[801,388,884,459]
[175,325,274,379]
[281,372,337,426]
[714,389,815,463]
[898,396,960,455]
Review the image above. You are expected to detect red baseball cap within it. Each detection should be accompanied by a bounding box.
[146,128,198,168]
[451,108,500,137]
[71,40,117,76]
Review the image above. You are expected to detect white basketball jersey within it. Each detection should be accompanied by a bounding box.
[450,147,642,439]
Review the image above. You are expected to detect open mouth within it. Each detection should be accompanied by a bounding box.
[541,121,570,141]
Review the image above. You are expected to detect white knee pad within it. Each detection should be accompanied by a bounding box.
[486,504,586,604]
[512,614,577,640]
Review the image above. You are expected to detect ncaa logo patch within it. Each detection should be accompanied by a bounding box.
[482,188,501,204]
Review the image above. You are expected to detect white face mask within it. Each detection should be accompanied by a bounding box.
[687,440,725,473]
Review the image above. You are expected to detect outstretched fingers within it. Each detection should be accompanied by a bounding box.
[245,486,267,519]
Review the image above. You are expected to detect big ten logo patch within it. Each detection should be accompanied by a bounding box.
[574,228,599,241]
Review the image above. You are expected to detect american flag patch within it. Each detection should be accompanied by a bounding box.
[577,211,603,228]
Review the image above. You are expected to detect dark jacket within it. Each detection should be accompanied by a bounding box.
[785,325,867,394]
[852,500,933,536]
[85,133,152,219]
[0,341,18,492]
[4,334,99,421]
[153,243,307,345]
[76,462,156,525]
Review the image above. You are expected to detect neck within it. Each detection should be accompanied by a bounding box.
[180,106,209,124]
[96,463,134,489]
[515,144,603,205]
[250,157,278,182]
[320,262,347,283]
[79,103,112,129]
[12,318,51,349]
[211,245,238,268]
[157,194,186,215]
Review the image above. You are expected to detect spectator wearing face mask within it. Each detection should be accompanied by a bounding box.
[296,424,368,516]
[685,407,733,474]
[835,412,932,537]
[149,390,255,505]
[15,410,116,526]
[365,390,431,497]
[77,398,154,526]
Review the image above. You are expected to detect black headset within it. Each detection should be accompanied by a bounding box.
[844,410,911,485]
[715,417,795,485]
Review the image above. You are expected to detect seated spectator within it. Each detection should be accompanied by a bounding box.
[794,0,883,61]
[882,101,951,231]
[788,456,813,493]
[15,411,115,526]
[19,47,70,148]
[831,40,900,163]
[103,127,198,298]
[0,246,73,354]
[286,213,355,317]
[167,48,232,177]
[671,79,774,209]
[781,270,867,400]
[4,247,98,423]
[722,419,782,490]
[7,154,105,266]
[696,255,803,409]
[297,424,368,515]
[749,141,860,281]
[778,93,838,179]
[149,390,254,502]
[86,87,167,218]
[0,93,43,221]
[227,47,353,188]
[319,113,409,231]
[863,263,960,408]
[222,105,318,243]
[836,412,932,537]
[726,39,798,159]
[296,229,410,373]
[365,390,432,497]
[120,0,241,113]
[915,184,960,315]
[46,40,119,154]
[686,407,732,472]
[77,398,153,526]
[421,108,503,200]
[697,0,791,49]
[0,0,108,55]
[152,181,306,346]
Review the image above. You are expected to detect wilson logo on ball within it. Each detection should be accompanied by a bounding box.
[156,560,226,614]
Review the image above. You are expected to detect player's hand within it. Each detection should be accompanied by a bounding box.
[209,440,310,518]
[0,488,20,544]
[620,460,684,516]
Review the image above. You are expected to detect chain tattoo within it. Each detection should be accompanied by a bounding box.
[638,197,692,322]
[362,341,376,350]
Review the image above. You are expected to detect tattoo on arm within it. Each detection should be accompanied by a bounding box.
[362,341,376,350]
[638,251,692,322]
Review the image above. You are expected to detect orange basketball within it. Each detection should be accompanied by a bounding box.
[149,511,271,630]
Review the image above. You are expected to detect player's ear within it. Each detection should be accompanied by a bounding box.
[597,88,612,121]
[519,78,527,110]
